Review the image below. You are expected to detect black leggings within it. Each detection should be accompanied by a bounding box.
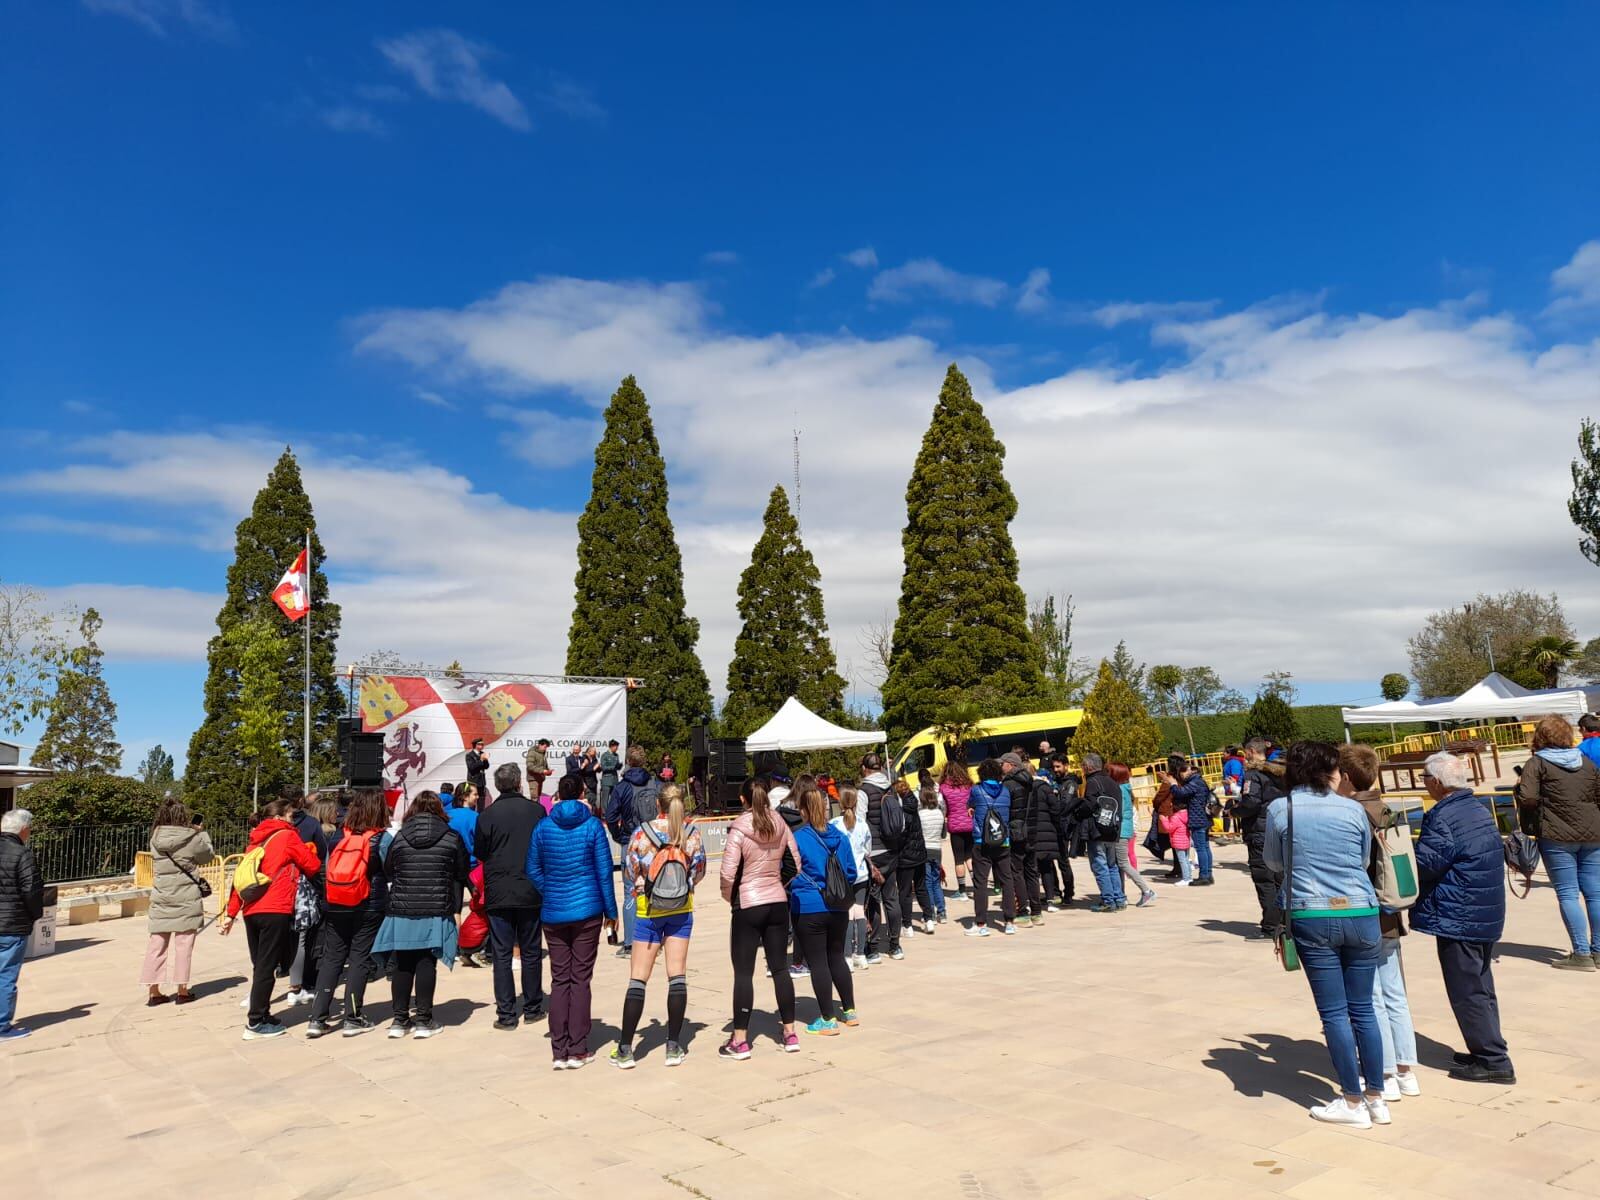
[730,901,794,1030]
[391,948,437,1024]
[309,905,383,1022]
[795,911,854,1020]
[899,859,935,922]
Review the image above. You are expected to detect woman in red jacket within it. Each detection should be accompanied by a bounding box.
[221,799,322,1040]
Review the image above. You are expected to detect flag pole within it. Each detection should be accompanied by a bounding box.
[303,528,312,797]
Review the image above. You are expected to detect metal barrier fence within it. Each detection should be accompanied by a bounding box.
[32,821,252,885]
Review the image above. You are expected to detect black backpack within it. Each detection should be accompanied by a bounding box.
[981,807,1008,851]
[1091,791,1121,838]
[869,784,907,848]
[632,777,662,828]
[807,827,853,911]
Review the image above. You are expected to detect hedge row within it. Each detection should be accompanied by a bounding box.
[1153,707,1427,754]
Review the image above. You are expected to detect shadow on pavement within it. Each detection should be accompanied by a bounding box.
[1198,918,1267,940]
[1203,1032,1336,1107]
[26,1002,97,1031]
[1492,940,1561,965]
[47,936,109,958]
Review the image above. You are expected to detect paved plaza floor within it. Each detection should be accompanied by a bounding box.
[4,841,1600,1199]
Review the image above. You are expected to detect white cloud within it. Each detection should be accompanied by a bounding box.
[377,29,530,132]
[807,267,836,289]
[869,258,1009,306]
[18,247,1600,711]
[319,105,386,136]
[1016,267,1052,315]
[486,405,602,467]
[1549,241,1600,313]
[82,0,233,39]
[540,77,606,123]
[842,247,879,270]
[1091,299,1218,327]
[702,250,739,266]
[414,388,455,410]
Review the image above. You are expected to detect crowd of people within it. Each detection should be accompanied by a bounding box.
[0,718,1590,1119]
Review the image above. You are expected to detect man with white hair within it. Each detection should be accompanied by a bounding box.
[1414,752,1515,1084]
[0,808,45,1041]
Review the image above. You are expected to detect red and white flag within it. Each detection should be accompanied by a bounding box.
[271,549,311,622]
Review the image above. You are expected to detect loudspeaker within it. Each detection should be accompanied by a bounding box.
[709,737,747,782]
[690,726,710,759]
[345,732,385,787]
[710,778,744,811]
[337,717,361,763]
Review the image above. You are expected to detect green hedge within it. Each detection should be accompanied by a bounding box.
[1154,707,1427,754]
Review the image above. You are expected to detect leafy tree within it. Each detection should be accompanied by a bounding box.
[138,745,176,790]
[1075,659,1162,766]
[1516,635,1581,688]
[1242,688,1297,747]
[1107,640,1146,695]
[722,486,847,735]
[186,448,343,817]
[1380,673,1410,702]
[1261,671,1298,705]
[1568,637,1600,684]
[1569,417,1600,566]
[22,772,161,827]
[229,617,291,813]
[31,608,121,774]
[0,581,71,737]
[1407,590,1573,697]
[881,364,1046,739]
[1029,593,1091,706]
[1147,664,1243,717]
[566,376,712,754]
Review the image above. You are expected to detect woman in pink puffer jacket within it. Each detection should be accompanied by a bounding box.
[718,780,801,1058]
[938,761,975,900]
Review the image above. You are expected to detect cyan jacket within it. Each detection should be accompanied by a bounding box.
[1411,788,1505,943]
[1262,789,1378,917]
[789,823,859,915]
[525,799,617,925]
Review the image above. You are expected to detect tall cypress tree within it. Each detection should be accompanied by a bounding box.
[186,449,342,820]
[31,607,122,774]
[722,485,846,736]
[880,364,1045,740]
[566,376,712,754]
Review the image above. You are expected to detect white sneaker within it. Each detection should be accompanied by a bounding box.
[1002,923,1018,936]
[1309,1098,1372,1128]
[287,989,312,1006]
[1396,1072,1421,1097]
[1174,880,1191,887]
[1381,1076,1402,1102]
[966,925,993,938]
[1366,1097,1392,1126]
[552,1059,569,1071]
[239,996,251,1008]
[1045,903,1062,913]
[904,927,916,939]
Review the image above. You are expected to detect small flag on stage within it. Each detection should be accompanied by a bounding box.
[271,549,311,622]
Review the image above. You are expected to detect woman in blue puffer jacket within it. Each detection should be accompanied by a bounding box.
[1414,751,1514,1085]
[526,775,617,1071]
[966,758,1016,937]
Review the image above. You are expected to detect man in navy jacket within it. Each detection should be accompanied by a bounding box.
[1415,751,1515,1084]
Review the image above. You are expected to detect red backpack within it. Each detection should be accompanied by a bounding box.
[325,831,376,906]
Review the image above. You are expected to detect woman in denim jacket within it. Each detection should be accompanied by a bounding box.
[1263,740,1388,1130]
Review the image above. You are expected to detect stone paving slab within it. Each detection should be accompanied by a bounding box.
[3,841,1599,1200]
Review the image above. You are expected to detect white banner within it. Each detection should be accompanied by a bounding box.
[358,673,627,798]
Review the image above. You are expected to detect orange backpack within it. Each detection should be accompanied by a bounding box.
[325,831,375,907]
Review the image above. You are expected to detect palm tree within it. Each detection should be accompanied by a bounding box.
[1518,636,1581,688]
[930,697,986,770]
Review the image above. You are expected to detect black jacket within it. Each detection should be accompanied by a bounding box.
[464,750,490,792]
[1005,767,1039,844]
[1072,772,1125,842]
[1236,762,1286,842]
[385,815,469,918]
[474,791,544,911]
[1032,775,1075,856]
[897,793,927,869]
[0,832,44,938]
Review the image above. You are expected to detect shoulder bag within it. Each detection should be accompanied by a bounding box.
[1275,795,1300,972]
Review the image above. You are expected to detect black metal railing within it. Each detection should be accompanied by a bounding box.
[30,822,252,884]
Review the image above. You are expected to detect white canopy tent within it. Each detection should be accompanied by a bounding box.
[743,696,885,753]
[1341,672,1600,726]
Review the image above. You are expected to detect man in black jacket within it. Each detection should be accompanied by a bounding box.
[0,808,45,1041]
[1037,754,1077,906]
[474,762,546,1028]
[464,738,491,807]
[1000,754,1045,926]
[1072,754,1127,912]
[1235,738,1285,939]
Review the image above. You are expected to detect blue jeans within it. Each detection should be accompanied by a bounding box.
[1089,843,1124,904]
[1372,936,1416,1075]
[1539,840,1600,955]
[1191,824,1213,879]
[0,934,26,1033]
[1292,914,1384,1097]
[924,862,947,916]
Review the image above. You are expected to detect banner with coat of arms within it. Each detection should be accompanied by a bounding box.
[358,674,628,797]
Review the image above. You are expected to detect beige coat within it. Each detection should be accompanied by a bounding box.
[148,825,216,933]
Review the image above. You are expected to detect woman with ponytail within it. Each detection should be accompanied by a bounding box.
[608,784,705,1069]
[719,778,801,1058]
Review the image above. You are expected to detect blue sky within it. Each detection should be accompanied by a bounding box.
[5,2,1600,771]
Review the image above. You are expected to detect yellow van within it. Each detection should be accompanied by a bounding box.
[893,709,1086,779]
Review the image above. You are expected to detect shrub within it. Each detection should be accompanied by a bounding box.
[20,772,163,827]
